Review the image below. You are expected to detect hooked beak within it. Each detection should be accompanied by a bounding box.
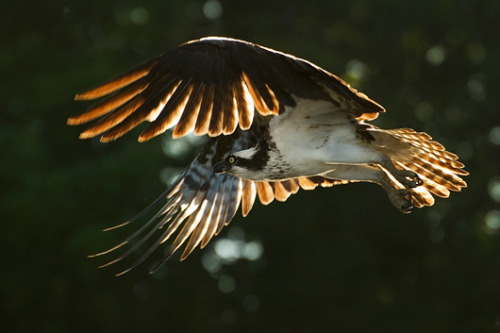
[213,160,230,175]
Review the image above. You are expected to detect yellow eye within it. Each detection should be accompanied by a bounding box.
[228,156,236,164]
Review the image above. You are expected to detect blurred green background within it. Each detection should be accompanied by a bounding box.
[3,0,500,332]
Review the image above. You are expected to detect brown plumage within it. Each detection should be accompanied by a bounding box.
[68,37,383,143]
[369,128,468,208]
[70,37,467,275]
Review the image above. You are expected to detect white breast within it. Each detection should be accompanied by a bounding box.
[267,98,360,178]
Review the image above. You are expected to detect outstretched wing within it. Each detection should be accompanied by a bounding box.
[68,36,384,142]
[73,36,366,274]
[91,128,348,275]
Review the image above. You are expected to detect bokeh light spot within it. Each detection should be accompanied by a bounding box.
[345,59,367,83]
[160,167,182,186]
[242,294,260,312]
[130,7,149,26]
[466,75,485,101]
[202,252,222,273]
[215,239,243,263]
[162,133,205,160]
[415,102,434,121]
[218,275,235,293]
[487,178,500,202]
[242,241,263,261]
[485,210,500,232]
[202,226,264,274]
[203,0,223,20]
[489,127,500,145]
[426,46,445,65]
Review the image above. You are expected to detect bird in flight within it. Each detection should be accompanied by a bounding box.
[69,37,467,275]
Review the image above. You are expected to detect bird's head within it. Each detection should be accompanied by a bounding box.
[213,147,265,180]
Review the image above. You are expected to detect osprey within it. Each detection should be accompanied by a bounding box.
[69,37,467,275]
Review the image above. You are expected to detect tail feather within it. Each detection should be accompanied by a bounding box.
[410,186,435,208]
[371,128,467,208]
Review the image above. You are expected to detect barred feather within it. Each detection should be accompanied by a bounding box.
[69,37,383,142]
[73,37,467,276]
[87,126,350,275]
[375,128,467,208]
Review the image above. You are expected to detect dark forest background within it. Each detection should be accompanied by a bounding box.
[3,1,500,332]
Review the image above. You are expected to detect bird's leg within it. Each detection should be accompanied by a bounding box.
[323,164,414,213]
[324,144,422,189]
[373,154,423,189]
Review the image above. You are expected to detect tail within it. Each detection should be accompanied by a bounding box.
[370,128,468,208]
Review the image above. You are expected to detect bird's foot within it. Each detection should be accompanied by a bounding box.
[394,170,423,189]
[388,189,414,213]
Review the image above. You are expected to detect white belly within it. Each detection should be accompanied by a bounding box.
[267,98,370,179]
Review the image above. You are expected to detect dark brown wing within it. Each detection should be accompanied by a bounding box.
[89,127,349,275]
[69,36,384,143]
[89,128,257,275]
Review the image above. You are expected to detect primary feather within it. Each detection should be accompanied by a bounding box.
[70,37,467,274]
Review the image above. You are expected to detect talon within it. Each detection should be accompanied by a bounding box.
[388,189,414,213]
[401,202,414,213]
[414,174,423,187]
[407,172,423,188]
[403,190,412,201]
[396,170,423,188]
[400,190,413,213]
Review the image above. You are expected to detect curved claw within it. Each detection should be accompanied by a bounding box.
[387,189,414,213]
[400,192,414,213]
[410,173,423,188]
[400,190,414,213]
[395,170,423,189]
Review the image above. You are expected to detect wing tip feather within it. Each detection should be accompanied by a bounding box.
[74,92,92,101]
[67,117,80,126]
[79,130,98,140]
